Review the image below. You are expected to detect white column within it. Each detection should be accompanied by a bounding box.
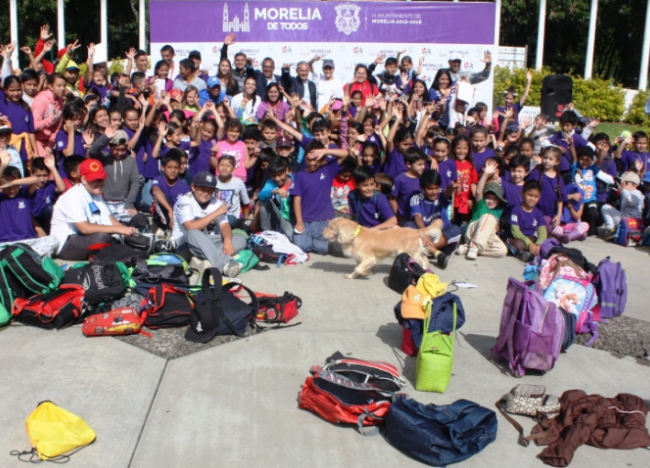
[584,0,598,79]
[9,0,18,67]
[139,0,146,51]
[494,0,502,49]
[536,0,547,70]
[57,0,65,49]
[640,0,650,90]
[101,0,108,56]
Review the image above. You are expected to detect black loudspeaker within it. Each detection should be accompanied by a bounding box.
[541,75,573,121]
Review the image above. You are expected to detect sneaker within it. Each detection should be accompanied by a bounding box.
[455,244,468,256]
[515,251,533,263]
[465,246,478,260]
[437,252,449,270]
[223,259,243,278]
[603,227,617,241]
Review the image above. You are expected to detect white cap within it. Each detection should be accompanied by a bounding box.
[448,52,462,62]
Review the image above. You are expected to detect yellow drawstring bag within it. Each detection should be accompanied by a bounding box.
[13,401,96,462]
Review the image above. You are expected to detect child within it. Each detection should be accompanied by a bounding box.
[451,135,478,224]
[385,123,414,180]
[406,169,460,269]
[601,171,645,240]
[591,133,619,215]
[502,155,529,209]
[430,136,458,199]
[470,125,496,172]
[179,152,192,186]
[375,173,393,196]
[456,162,508,260]
[347,165,396,230]
[151,150,191,230]
[507,180,548,263]
[0,151,58,255]
[30,156,66,234]
[571,145,605,236]
[331,157,357,217]
[172,171,247,277]
[292,141,348,253]
[0,124,24,176]
[547,111,589,182]
[260,119,279,149]
[216,155,251,227]
[123,106,149,179]
[0,75,36,164]
[20,69,40,108]
[616,130,650,174]
[526,114,553,156]
[55,103,86,177]
[190,104,224,177]
[257,157,294,239]
[495,71,532,132]
[32,73,66,154]
[212,118,248,182]
[88,128,141,222]
[181,85,200,113]
[389,147,427,224]
[527,146,567,231]
[62,155,85,190]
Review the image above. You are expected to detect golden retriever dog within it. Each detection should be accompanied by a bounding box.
[323,218,435,279]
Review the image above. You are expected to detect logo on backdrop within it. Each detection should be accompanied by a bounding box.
[223,2,251,33]
[335,3,361,35]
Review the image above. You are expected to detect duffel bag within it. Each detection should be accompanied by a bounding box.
[12,285,86,329]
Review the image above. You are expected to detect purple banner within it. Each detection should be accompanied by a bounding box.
[150,1,495,45]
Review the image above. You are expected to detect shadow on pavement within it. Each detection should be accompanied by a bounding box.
[460,332,511,376]
[308,261,391,276]
[376,323,417,386]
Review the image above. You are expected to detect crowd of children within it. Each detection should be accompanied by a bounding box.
[0,31,647,277]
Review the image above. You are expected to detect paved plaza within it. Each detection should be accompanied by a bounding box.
[1,239,649,468]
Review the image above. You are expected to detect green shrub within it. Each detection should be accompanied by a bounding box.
[494,66,625,121]
[624,90,650,126]
[108,58,125,76]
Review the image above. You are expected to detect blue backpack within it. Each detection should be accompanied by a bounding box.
[614,218,644,247]
[592,257,627,319]
[385,395,497,467]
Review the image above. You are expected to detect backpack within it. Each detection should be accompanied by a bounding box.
[90,244,148,267]
[12,285,86,329]
[0,244,63,295]
[62,261,129,307]
[614,218,644,247]
[592,257,627,319]
[248,231,308,265]
[385,395,497,467]
[543,276,599,346]
[298,351,406,433]
[255,292,301,325]
[538,253,590,291]
[130,258,191,286]
[82,307,143,337]
[542,245,596,274]
[388,253,432,294]
[0,302,10,327]
[140,284,195,329]
[0,264,31,311]
[491,278,564,377]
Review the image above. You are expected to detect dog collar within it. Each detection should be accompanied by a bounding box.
[353,225,363,238]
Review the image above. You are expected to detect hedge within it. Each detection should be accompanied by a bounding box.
[493,66,626,122]
[624,90,650,126]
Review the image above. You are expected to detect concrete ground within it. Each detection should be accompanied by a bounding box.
[1,238,649,468]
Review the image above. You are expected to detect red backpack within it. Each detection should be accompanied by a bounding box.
[298,352,406,434]
[12,285,86,329]
[255,292,301,325]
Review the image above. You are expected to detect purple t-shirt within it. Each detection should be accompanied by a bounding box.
[189,139,216,177]
[390,173,422,218]
[496,102,522,130]
[124,127,148,176]
[383,148,409,180]
[348,190,394,228]
[547,131,589,172]
[621,150,650,173]
[142,139,164,179]
[160,140,192,159]
[437,159,458,190]
[596,156,618,203]
[89,80,111,105]
[472,148,496,172]
[152,175,190,207]
[0,188,36,242]
[509,204,545,237]
[502,180,523,208]
[527,170,567,217]
[55,130,86,178]
[293,156,340,223]
[31,181,57,217]
[0,91,35,161]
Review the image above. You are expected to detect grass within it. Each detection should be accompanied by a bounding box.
[595,122,645,140]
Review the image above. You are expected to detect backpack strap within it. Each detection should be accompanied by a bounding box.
[495,397,547,447]
[217,282,260,336]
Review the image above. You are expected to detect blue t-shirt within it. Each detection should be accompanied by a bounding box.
[152,176,190,207]
[472,148,496,172]
[571,163,599,203]
[509,204,545,237]
[383,148,409,180]
[409,193,450,227]
[31,181,58,217]
[437,159,457,190]
[390,173,422,219]
[293,157,339,223]
[0,188,36,242]
[348,190,394,228]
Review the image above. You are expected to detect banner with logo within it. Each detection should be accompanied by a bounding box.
[150,0,496,110]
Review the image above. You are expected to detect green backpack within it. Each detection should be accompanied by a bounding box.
[0,302,10,327]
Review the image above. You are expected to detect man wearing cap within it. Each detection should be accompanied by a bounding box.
[309,56,343,112]
[88,127,141,222]
[444,50,492,85]
[50,159,140,260]
[172,171,246,278]
[205,77,225,105]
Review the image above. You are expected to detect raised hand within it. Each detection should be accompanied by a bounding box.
[43,40,54,53]
[105,124,119,139]
[481,50,492,64]
[19,46,32,56]
[40,24,51,41]
[0,150,11,167]
[87,42,96,56]
[484,159,499,176]
[526,69,533,82]
[419,55,425,65]
[66,39,81,57]
[375,53,386,65]
[3,42,16,58]
[125,47,136,60]
[44,152,56,170]
[82,129,95,146]
[224,33,236,46]
[157,121,168,136]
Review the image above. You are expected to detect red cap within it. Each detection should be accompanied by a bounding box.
[80,159,107,182]
[169,89,183,101]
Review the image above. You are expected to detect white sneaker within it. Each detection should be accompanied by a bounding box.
[223,259,243,278]
[455,244,468,256]
[466,246,478,260]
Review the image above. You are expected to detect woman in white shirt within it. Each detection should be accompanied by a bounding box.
[229,77,261,125]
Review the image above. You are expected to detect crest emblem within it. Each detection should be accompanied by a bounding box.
[335,3,361,35]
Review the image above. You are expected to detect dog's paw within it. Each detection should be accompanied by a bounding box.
[344,273,356,279]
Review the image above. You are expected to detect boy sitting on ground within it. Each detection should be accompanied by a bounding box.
[62,155,85,191]
[151,150,190,231]
[172,171,246,277]
[257,157,294,239]
[347,165,396,230]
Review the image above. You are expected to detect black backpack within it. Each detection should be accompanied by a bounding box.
[130,259,191,286]
[62,261,129,307]
[0,244,64,295]
[141,284,195,329]
[91,244,148,267]
[388,254,430,294]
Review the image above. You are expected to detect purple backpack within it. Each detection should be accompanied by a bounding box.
[592,257,627,319]
[492,278,564,377]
